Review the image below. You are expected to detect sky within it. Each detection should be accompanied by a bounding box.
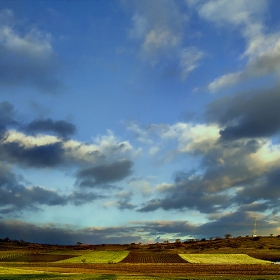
[0,0,280,245]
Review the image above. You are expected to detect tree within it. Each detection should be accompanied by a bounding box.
[76,242,82,246]
[225,233,231,239]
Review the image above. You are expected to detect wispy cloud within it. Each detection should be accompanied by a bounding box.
[125,0,204,79]
[188,0,280,92]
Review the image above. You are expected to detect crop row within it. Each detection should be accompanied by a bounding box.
[121,252,187,263]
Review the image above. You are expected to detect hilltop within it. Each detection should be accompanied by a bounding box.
[1,235,280,254]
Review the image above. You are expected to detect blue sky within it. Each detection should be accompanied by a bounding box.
[0,0,280,245]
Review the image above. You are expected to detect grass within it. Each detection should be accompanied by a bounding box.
[179,253,273,264]
[56,250,129,263]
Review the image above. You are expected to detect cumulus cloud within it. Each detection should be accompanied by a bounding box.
[129,112,280,218]
[0,102,138,214]
[0,127,136,169]
[0,9,62,93]
[138,131,280,215]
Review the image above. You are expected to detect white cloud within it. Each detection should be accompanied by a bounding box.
[0,9,53,60]
[155,122,220,153]
[197,0,266,27]
[0,26,52,59]
[3,130,59,147]
[208,72,242,93]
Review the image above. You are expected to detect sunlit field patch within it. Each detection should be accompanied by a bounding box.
[179,254,273,264]
[56,250,129,263]
[0,266,43,274]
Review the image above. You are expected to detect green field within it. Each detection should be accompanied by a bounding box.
[56,250,129,263]
[179,253,273,264]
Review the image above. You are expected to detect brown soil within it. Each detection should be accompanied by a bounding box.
[120,251,187,263]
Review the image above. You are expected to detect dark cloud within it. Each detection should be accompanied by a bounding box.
[116,200,136,210]
[233,167,280,213]
[138,136,278,215]
[0,141,64,168]
[68,191,105,206]
[199,212,277,238]
[138,170,232,214]
[77,159,133,188]
[238,202,270,212]
[0,10,63,94]
[26,118,76,138]
[0,210,278,245]
[0,164,104,214]
[205,86,280,140]
[0,220,142,245]
[0,164,67,213]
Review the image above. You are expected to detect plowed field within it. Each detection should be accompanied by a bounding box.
[120,252,188,263]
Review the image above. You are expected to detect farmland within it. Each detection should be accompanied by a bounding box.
[56,250,129,263]
[121,251,187,263]
[0,236,280,279]
[179,254,273,264]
